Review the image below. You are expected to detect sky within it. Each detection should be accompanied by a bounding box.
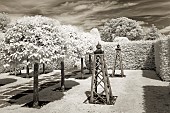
[0,0,170,33]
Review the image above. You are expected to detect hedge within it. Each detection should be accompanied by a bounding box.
[154,37,170,81]
[101,41,155,70]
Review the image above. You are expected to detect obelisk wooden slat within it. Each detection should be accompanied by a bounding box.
[89,54,92,74]
[112,44,124,77]
[90,43,113,105]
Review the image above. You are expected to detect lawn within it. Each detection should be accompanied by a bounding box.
[0,70,169,113]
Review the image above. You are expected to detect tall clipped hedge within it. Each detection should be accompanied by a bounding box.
[154,37,170,81]
[101,41,155,70]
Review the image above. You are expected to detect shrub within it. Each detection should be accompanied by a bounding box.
[113,36,130,42]
[154,37,170,81]
[101,41,155,70]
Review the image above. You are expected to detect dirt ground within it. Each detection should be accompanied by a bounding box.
[0,70,169,113]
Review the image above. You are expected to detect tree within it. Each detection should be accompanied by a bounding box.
[145,24,162,40]
[4,15,61,75]
[3,15,61,107]
[0,12,10,32]
[100,17,144,41]
[53,25,101,68]
[3,15,101,106]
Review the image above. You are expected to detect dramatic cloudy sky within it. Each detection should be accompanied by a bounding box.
[0,0,170,32]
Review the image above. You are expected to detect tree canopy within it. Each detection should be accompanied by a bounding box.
[3,15,101,70]
[145,24,162,40]
[100,17,144,41]
[0,12,10,32]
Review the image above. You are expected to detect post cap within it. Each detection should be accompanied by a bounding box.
[116,44,121,51]
[94,43,104,54]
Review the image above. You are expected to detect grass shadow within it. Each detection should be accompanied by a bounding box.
[15,71,34,78]
[7,80,79,108]
[142,70,161,80]
[0,78,17,86]
[143,86,170,113]
[39,69,53,74]
[10,69,53,78]
[84,91,118,105]
[110,74,126,78]
[53,80,80,91]
[65,69,91,79]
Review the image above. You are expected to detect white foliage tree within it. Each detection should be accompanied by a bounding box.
[4,15,61,74]
[53,25,101,68]
[145,24,162,40]
[100,17,144,41]
[3,15,101,71]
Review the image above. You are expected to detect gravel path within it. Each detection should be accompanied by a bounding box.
[0,70,169,113]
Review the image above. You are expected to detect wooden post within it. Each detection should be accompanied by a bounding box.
[61,61,65,91]
[90,55,96,103]
[42,63,45,74]
[120,53,124,77]
[81,57,84,78]
[95,57,98,93]
[101,55,110,104]
[89,54,92,74]
[33,62,39,107]
[19,69,21,75]
[26,58,29,78]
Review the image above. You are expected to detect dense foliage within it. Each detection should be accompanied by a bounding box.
[102,41,155,70]
[0,13,10,32]
[53,25,101,69]
[2,15,101,71]
[100,17,144,41]
[145,24,162,40]
[154,37,170,81]
[4,16,60,64]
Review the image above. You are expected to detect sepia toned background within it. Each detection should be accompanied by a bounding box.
[0,0,170,33]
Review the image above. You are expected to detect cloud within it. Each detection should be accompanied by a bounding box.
[74,5,89,11]
[123,2,138,7]
[1,0,170,31]
[160,26,170,33]
[52,1,119,27]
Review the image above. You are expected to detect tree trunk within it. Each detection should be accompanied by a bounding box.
[19,69,21,75]
[81,58,84,78]
[33,62,39,108]
[89,54,92,74]
[42,63,45,74]
[61,61,65,91]
[26,58,29,78]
